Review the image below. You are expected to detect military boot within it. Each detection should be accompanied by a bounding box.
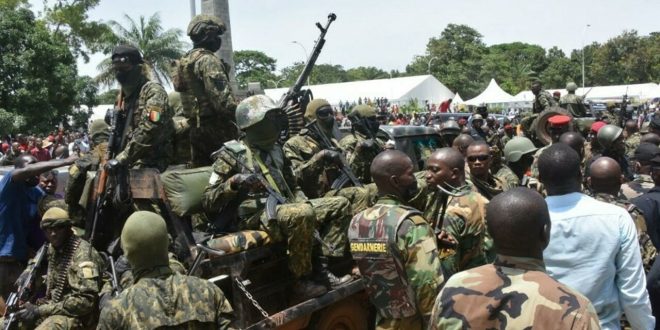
[313,256,352,289]
[292,277,327,302]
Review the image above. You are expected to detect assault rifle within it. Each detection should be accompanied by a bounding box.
[3,244,48,330]
[277,13,337,139]
[108,255,121,297]
[305,120,363,189]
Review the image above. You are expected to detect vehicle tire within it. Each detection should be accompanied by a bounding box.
[534,107,573,145]
[313,297,369,330]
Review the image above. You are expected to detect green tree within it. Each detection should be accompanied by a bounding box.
[0,2,78,133]
[97,89,120,104]
[233,50,277,89]
[346,66,389,81]
[481,42,546,94]
[540,46,580,89]
[277,62,348,87]
[96,13,186,86]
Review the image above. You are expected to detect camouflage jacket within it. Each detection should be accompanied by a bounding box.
[593,193,657,272]
[177,48,236,120]
[621,174,655,200]
[24,237,103,320]
[116,79,173,172]
[429,255,601,330]
[624,132,641,159]
[65,143,107,223]
[283,130,343,199]
[422,184,488,276]
[494,163,520,188]
[532,90,557,113]
[338,131,382,184]
[560,93,587,117]
[467,172,513,201]
[97,267,234,330]
[202,139,303,229]
[348,196,444,328]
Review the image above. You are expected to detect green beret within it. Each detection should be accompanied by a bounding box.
[187,15,225,37]
[305,99,331,122]
[41,207,73,229]
[349,105,376,119]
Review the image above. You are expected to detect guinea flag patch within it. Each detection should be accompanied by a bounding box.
[147,105,162,122]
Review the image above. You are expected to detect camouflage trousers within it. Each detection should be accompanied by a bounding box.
[324,185,378,215]
[375,314,424,330]
[308,196,353,258]
[1,315,82,330]
[189,117,238,167]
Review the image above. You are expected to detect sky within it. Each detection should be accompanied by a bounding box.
[28,0,660,79]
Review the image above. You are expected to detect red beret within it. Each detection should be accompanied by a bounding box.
[548,115,571,127]
[553,91,561,96]
[458,118,467,125]
[591,121,606,133]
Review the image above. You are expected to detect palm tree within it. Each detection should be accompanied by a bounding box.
[95,13,187,87]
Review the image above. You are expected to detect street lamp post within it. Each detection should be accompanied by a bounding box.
[190,0,195,19]
[581,24,591,89]
[427,56,438,75]
[292,41,310,86]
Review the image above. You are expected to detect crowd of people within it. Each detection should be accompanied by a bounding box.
[0,132,89,166]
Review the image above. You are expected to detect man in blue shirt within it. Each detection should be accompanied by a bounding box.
[0,154,76,300]
[539,143,654,330]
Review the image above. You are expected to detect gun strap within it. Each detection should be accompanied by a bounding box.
[254,152,295,200]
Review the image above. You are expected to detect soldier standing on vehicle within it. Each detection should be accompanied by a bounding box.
[108,45,173,172]
[624,119,642,160]
[429,188,600,330]
[97,211,234,329]
[339,104,383,184]
[12,207,102,329]
[560,82,587,117]
[349,150,444,330]
[174,15,237,167]
[531,80,557,114]
[202,95,351,298]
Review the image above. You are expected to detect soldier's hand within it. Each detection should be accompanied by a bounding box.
[320,150,343,166]
[230,174,263,192]
[15,303,39,322]
[436,230,458,248]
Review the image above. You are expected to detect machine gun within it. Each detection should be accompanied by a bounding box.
[3,244,48,330]
[305,120,363,189]
[278,13,337,140]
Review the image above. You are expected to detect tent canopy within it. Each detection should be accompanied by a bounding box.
[264,75,454,106]
[464,79,514,105]
[512,83,660,103]
[453,92,464,104]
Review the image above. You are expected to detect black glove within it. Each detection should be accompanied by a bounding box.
[15,303,39,322]
[321,150,343,166]
[230,174,262,192]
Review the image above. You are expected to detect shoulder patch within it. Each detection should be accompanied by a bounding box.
[147,105,162,122]
[78,261,99,279]
[408,214,427,226]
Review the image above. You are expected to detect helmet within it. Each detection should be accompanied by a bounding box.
[121,211,169,272]
[566,82,578,92]
[504,137,538,163]
[440,120,460,135]
[187,15,225,38]
[89,119,110,140]
[597,124,623,149]
[235,95,280,130]
[348,104,376,119]
[305,99,332,122]
[40,207,72,229]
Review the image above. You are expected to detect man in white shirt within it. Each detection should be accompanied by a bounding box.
[539,143,654,330]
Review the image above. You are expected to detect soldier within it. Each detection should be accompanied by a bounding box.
[559,82,587,117]
[530,80,557,114]
[175,15,237,167]
[503,137,538,186]
[168,91,192,165]
[97,211,234,329]
[468,114,487,141]
[429,188,600,330]
[202,95,350,298]
[339,104,383,184]
[529,115,571,191]
[588,157,657,272]
[624,119,642,160]
[622,143,659,199]
[108,45,173,172]
[12,207,102,329]
[558,131,587,177]
[423,148,488,276]
[585,124,633,181]
[584,121,606,166]
[451,134,474,158]
[466,141,514,200]
[349,150,444,329]
[500,123,515,146]
[438,120,460,148]
[65,119,109,225]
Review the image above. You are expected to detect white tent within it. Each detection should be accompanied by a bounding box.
[453,93,464,104]
[464,79,515,106]
[264,75,454,106]
[512,83,660,107]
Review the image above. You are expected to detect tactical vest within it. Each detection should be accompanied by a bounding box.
[348,204,422,319]
[173,48,224,119]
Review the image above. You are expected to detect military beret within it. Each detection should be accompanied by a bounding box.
[650,115,660,129]
[591,121,606,133]
[187,15,225,37]
[634,143,660,162]
[111,45,144,65]
[41,207,73,229]
[548,115,571,127]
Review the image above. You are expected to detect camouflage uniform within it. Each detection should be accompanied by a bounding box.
[421,185,489,276]
[560,93,587,117]
[37,195,67,217]
[624,132,641,160]
[348,196,444,329]
[429,255,601,329]
[339,131,383,184]
[593,193,657,272]
[21,236,103,329]
[169,91,192,165]
[202,139,351,276]
[97,267,234,330]
[532,90,558,114]
[494,163,520,188]
[621,174,655,200]
[115,78,173,172]
[65,143,107,225]
[176,48,237,167]
[467,173,514,201]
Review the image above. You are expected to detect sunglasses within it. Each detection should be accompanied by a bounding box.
[467,154,491,162]
[317,108,333,117]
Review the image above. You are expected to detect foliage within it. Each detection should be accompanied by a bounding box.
[399,98,423,114]
[233,50,277,89]
[96,13,186,87]
[481,42,546,94]
[97,89,119,104]
[346,66,390,81]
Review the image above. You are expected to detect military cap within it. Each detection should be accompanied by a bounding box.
[41,207,73,229]
[591,121,606,133]
[597,124,623,149]
[440,120,461,134]
[305,98,332,122]
[111,45,144,65]
[472,114,484,121]
[548,115,571,127]
[89,119,110,139]
[634,143,660,162]
[504,137,538,163]
[187,15,225,37]
[349,104,376,119]
[650,116,660,130]
[121,211,169,271]
[566,82,578,92]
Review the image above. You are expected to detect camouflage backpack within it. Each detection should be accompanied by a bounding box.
[348,204,422,319]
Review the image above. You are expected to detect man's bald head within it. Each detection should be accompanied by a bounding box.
[558,131,585,159]
[452,134,474,156]
[429,147,465,171]
[625,120,638,134]
[487,187,550,258]
[371,150,417,199]
[14,154,37,169]
[425,147,466,188]
[588,157,622,196]
[538,143,582,195]
[641,133,660,146]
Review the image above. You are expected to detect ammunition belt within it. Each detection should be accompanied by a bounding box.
[46,236,81,302]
